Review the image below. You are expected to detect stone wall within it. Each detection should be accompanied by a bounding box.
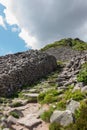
[0,50,57,97]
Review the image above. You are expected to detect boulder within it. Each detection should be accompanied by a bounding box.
[66,100,80,114]
[50,110,74,126]
[81,86,87,92]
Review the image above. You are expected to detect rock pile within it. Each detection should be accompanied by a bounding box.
[0,50,57,97]
[57,53,87,90]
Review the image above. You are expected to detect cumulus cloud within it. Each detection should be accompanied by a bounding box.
[0,0,87,49]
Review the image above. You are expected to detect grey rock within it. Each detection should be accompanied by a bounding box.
[50,110,74,126]
[23,93,39,98]
[66,100,80,114]
[81,86,87,92]
[0,122,8,128]
[75,83,84,88]
[57,53,87,89]
[3,128,10,130]
[72,86,80,92]
[7,115,17,124]
[18,114,42,128]
[45,46,85,61]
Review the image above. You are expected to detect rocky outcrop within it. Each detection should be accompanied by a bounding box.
[50,110,74,126]
[0,50,57,97]
[57,53,87,89]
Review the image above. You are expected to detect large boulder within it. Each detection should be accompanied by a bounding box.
[66,100,80,114]
[50,110,74,126]
[0,50,57,97]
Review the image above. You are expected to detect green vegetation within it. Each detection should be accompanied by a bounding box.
[77,62,87,84]
[49,100,87,130]
[40,108,53,122]
[41,38,87,51]
[11,101,23,107]
[49,123,62,130]
[38,89,61,104]
[9,111,19,119]
[64,89,86,101]
[0,98,8,104]
[65,100,87,130]
[56,99,66,110]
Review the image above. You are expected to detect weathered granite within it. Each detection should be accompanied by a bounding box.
[0,50,57,97]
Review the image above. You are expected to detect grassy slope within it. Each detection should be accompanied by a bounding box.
[41,38,87,51]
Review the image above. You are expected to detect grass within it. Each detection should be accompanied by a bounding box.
[77,62,87,84]
[40,108,53,122]
[56,99,66,110]
[41,38,87,51]
[64,89,86,101]
[11,101,23,107]
[38,89,61,104]
[9,111,20,119]
[49,122,62,130]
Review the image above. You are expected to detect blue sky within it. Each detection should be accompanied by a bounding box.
[0,0,87,56]
[0,4,28,56]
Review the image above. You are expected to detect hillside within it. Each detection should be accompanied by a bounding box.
[0,39,87,130]
[0,52,87,130]
[41,38,87,61]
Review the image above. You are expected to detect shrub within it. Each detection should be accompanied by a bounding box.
[64,123,77,130]
[65,90,86,101]
[77,70,87,84]
[38,89,59,104]
[0,98,8,104]
[56,100,66,110]
[49,123,62,130]
[37,92,46,103]
[44,94,58,104]
[40,109,53,122]
[75,104,87,130]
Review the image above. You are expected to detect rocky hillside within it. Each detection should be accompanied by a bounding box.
[0,38,87,130]
[41,38,87,61]
[0,50,57,97]
[0,52,87,130]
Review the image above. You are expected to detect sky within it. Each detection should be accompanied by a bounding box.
[0,0,87,56]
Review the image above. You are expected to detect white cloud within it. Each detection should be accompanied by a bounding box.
[0,15,6,29]
[19,28,39,49]
[0,0,87,49]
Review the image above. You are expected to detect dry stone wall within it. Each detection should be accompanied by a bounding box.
[0,50,57,97]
